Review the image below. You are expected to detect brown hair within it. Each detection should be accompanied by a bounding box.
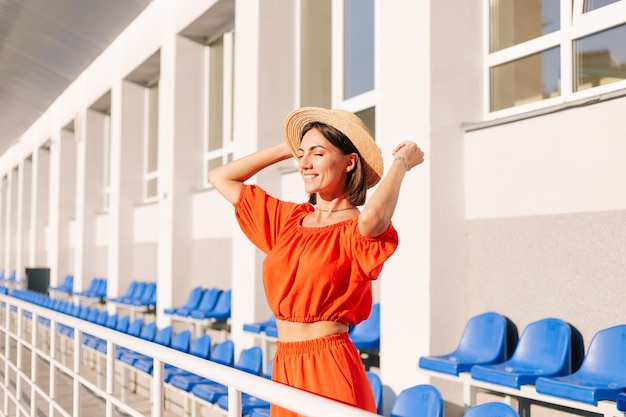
[301,122,367,206]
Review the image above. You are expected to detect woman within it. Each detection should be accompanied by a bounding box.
[208,107,424,416]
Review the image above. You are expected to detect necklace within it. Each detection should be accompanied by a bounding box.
[316,206,358,213]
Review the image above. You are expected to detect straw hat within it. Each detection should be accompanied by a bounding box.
[284,107,383,188]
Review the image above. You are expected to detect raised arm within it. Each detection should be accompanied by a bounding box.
[358,141,424,238]
[208,142,293,204]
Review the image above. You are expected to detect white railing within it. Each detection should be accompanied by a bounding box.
[0,293,380,417]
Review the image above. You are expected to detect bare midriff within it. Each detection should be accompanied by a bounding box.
[276,319,349,342]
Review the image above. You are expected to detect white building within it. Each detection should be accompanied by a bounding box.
[0,1,625,415]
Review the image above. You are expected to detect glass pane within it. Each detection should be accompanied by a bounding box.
[355,107,375,141]
[208,157,224,171]
[208,37,224,152]
[301,0,332,107]
[146,178,158,199]
[584,0,622,12]
[491,0,560,52]
[147,84,159,172]
[574,24,626,91]
[344,0,375,99]
[490,47,561,111]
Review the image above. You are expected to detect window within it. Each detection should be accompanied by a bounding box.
[574,23,626,91]
[334,0,378,131]
[144,82,159,201]
[103,113,111,210]
[343,0,375,100]
[486,0,626,116]
[204,32,234,182]
[298,1,378,139]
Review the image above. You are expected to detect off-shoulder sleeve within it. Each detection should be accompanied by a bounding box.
[234,184,286,254]
[351,221,399,281]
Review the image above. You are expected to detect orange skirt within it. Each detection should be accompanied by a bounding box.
[270,332,375,417]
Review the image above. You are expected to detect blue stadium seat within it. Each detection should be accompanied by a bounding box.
[135,333,212,377]
[350,303,380,350]
[186,287,221,318]
[390,384,443,417]
[164,286,204,316]
[116,318,146,359]
[73,277,105,299]
[535,324,626,404]
[216,359,273,414]
[189,288,231,321]
[463,402,519,417]
[617,393,626,412]
[470,318,572,388]
[107,281,138,303]
[367,371,383,415]
[190,346,263,403]
[243,316,277,334]
[350,303,380,370]
[168,340,235,391]
[131,281,157,308]
[48,274,74,295]
[419,312,513,375]
[119,326,179,365]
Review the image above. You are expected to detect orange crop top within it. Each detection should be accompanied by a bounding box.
[234,184,398,325]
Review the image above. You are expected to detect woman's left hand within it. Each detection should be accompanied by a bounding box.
[392,141,425,171]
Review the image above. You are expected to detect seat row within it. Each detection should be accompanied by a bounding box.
[389,383,519,417]
[0,269,23,286]
[164,286,232,327]
[73,277,108,301]
[48,274,75,296]
[8,287,256,412]
[105,280,157,311]
[419,312,626,415]
[6,288,523,416]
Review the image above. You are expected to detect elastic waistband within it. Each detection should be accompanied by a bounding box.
[275,332,350,355]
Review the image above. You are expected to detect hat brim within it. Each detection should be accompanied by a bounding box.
[284,107,383,189]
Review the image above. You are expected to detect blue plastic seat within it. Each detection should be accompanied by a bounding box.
[131,281,156,307]
[463,402,519,417]
[189,288,231,321]
[243,316,277,334]
[123,281,147,304]
[73,277,100,298]
[128,329,191,371]
[116,318,146,359]
[168,339,235,391]
[152,334,214,380]
[216,359,273,414]
[190,346,263,403]
[119,326,177,365]
[95,315,130,353]
[350,303,380,350]
[164,286,204,316]
[390,384,443,417]
[419,312,513,376]
[107,281,138,303]
[367,371,383,415]
[48,274,74,295]
[470,318,572,388]
[535,324,626,404]
[617,392,626,411]
[186,287,221,318]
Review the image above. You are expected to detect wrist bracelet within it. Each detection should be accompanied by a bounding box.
[394,156,409,171]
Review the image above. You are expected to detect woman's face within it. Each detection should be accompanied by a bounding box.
[297,128,356,199]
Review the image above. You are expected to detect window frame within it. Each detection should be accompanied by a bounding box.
[203,31,235,188]
[331,0,380,118]
[142,82,159,203]
[484,0,626,119]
